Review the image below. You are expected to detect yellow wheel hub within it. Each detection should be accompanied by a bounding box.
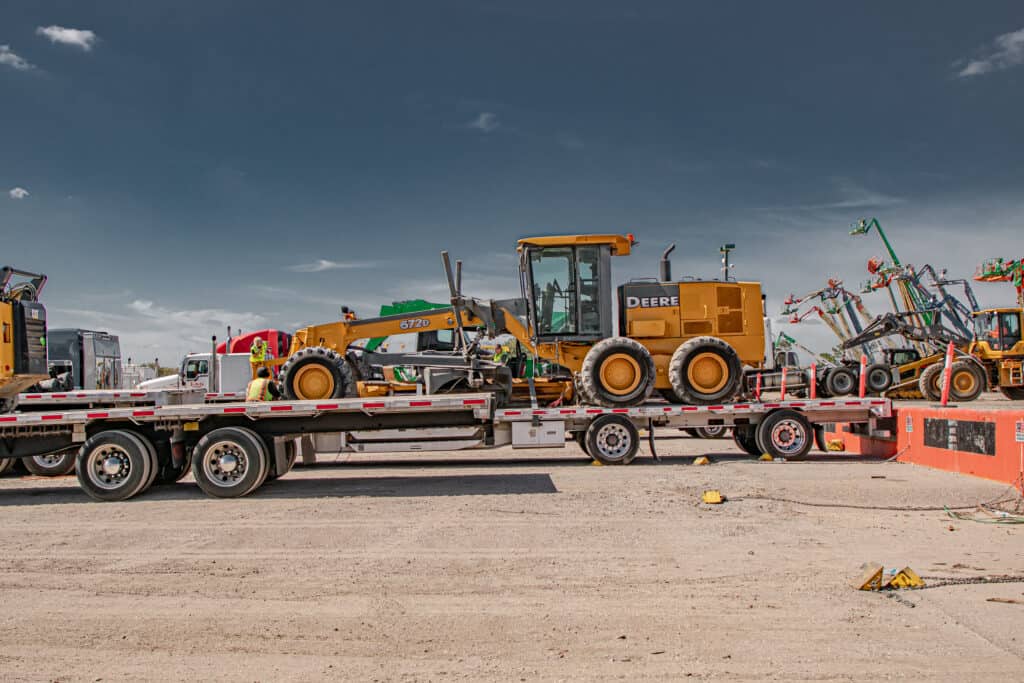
[687,352,729,394]
[293,364,335,400]
[952,369,977,394]
[599,353,642,396]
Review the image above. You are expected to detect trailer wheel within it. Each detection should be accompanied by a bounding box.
[0,457,16,476]
[815,369,833,399]
[75,430,154,502]
[572,431,592,459]
[814,424,828,453]
[756,409,812,459]
[579,337,655,407]
[943,361,986,402]
[732,425,760,456]
[280,346,357,401]
[693,425,729,439]
[1000,386,1024,401]
[23,448,77,476]
[126,433,160,495]
[825,367,857,397]
[918,363,943,402]
[191,427,269,498]
[265,440,297,480]
[668,336,742,404]
[585,415,639,465]
[864,363,892,394]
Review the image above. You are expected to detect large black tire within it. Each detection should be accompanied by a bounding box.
[864,363,892,394]
[131,432,160,495]
[280,346,357,401]
[942,361,986,402]
[814,424,828,453]
[825,367,857,397]
[919,363,943,402]
[692,425,729,439]
[75,430,154,502]
[668,336,742,405]
[0,457,16,476]
[579,337,655,407]
[756,409,813,459]
[1000,386,1024,401]
[265,440,297,481]
[585,415,639,465]
[151,437,192,485]
[732,424,760,456]
[657,388,679,404]
[191,427,270,498]
[572,431,592,459]
[23,449,77,476]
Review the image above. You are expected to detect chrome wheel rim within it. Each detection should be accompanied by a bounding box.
[595,423,631,461]
[203,441,248,488]
[769,420,807,456]
[86,445,132,490]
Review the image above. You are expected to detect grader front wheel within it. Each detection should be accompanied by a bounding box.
[280,347,357,401]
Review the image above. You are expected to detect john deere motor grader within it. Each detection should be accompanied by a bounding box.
[269,234,766,407]
[1,266,49,412]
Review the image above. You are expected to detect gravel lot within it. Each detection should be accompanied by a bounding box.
[1,434,1022,681]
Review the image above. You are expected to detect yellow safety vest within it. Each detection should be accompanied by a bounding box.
[246,378,272,401]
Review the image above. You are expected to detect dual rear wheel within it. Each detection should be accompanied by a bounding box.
[579,335,743,407]
[732,409,813,459]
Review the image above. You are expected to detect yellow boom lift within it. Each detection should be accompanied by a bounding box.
[266,235,766,407]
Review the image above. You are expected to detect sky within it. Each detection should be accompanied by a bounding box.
[2,1,1023,364]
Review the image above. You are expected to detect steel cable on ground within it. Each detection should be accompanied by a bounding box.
[735,481,1023,513]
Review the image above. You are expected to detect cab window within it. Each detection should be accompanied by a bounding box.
[530,248,577,335]
[184,359,209,379]
[974,313,1000,348]
[1000,313,1021,349]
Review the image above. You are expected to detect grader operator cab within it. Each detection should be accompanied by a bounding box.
[273,234,766,407]
[1,266,49,412]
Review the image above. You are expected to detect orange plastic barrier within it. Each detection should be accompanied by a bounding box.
[896,406,1024,488]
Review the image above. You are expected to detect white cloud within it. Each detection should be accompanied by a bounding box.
[955,27,1024,78]
[286,259,372,273]
[760,178,905,212]
[49,300,270,363]
[8,187,30,200]
[468,112,500,133]
[35,25,97,51]
[0,45,33,71]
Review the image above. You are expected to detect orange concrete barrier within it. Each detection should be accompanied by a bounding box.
[896,406,1024,489]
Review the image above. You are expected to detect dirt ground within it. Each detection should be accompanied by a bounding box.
[1,435,1023,681]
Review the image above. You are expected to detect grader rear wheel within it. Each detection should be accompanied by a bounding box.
[579,337,655,407]
[668,336,742,404]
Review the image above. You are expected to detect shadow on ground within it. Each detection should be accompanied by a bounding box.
[0,472,559,506]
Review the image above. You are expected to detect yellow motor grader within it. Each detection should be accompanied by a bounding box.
[265,235,766,407]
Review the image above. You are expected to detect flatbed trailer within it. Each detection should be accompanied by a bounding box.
[0,394,892,502]
[13,387,242,410]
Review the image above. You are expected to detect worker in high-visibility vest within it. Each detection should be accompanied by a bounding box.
[250,338,268,364]
[246,366,282,401]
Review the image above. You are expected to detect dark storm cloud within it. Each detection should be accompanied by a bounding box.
[0,1,1021,361]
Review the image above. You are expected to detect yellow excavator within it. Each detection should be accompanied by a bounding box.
[265,234,766,407]
[1,266,49,412]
